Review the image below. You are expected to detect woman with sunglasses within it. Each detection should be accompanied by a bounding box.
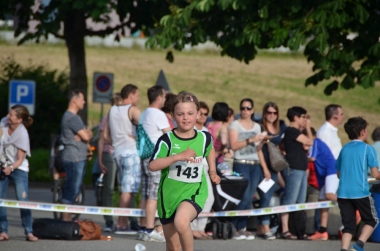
[256,102,287,240]
[228,98,266,240]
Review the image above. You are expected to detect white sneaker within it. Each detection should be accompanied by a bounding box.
[146,229,165,242]
[233,230,247,240]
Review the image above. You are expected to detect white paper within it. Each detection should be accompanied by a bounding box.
[258,178,275,193]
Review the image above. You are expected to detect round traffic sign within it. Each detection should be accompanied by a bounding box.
[95,76,111,93]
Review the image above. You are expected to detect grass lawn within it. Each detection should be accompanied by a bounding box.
[0,40,379,144]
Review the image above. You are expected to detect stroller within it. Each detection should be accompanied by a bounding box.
[206,175,248,240]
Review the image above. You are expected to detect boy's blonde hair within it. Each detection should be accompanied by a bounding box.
[171,91,200,113]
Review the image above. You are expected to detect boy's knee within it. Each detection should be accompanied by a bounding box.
[174,217,190,233]
[166,242,181,251]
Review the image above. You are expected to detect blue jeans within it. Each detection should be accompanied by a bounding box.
[230,162,262,231]
[0,169,33,235]
[257,170,278,226]
[61,160,86,204]
[281,168,307,205]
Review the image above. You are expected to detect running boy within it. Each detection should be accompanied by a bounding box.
[149,92,220,251]
[336,117,380,251]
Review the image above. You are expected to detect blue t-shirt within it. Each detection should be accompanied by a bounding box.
[310,138,336,188]
[336,140,379,199]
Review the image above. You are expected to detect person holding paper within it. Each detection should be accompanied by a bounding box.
[256,102,287,240]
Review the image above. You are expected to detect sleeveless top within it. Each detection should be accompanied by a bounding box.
[206,122,223,151]
[109,104,137,157]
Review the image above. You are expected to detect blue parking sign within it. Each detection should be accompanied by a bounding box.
[9,80,36,115]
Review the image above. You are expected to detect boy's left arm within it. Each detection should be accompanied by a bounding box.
[206,148,220,184]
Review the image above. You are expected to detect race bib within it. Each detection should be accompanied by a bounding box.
[168,157,203,183]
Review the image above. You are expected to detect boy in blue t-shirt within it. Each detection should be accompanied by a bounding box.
[336,117,380,251]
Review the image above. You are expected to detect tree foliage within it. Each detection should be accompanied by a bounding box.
[0,0,170,123]
[147,0,380,97]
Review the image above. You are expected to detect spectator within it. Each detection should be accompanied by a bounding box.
[337,117,380,251]
[108,84,141,233]
[0,105,38,241]
[138,86,171,242]
[60,90,93,222]
[162,92,177,129]
[97,93,122,232]
[304,128,338,241]
[192,101,214,240]
[207,102,230,164]
[228,98,266,240]
[195,101,209,131]
[280,106,313,240]
[317,104,344,159]
[256,102,287,240]
[372,127,380,162]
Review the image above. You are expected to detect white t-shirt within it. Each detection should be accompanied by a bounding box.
[1,127,29,172]
[317,121,342,159]
[142,107,170,144]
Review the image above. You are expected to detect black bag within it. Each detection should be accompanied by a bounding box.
[33,218,82,240]
[266,141,289,172]
[288,211,307,240]
[212,176,248,211]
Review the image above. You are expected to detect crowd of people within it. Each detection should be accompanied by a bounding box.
[0,84,380,251]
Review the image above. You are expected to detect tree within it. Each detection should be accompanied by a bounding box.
[147,0,380,99]
[0,0,170,123]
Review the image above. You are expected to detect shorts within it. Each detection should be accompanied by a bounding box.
[141,158,161,200]
[115,154,141,193]
[319,174,339,200]
[61,160,86,204]
[338,196,379,235]
[160,199,202,225]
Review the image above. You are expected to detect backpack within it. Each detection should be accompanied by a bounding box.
[53,137,65,173]
[136,112,155,160]
[32,218,81,240]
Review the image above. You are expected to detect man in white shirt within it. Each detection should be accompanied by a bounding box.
[138,86,171,242]
[317,104,344,159]
[310,104,344,240]
[108,84,141,233]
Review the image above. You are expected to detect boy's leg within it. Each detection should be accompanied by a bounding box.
[338,198,357,250]
[353,196,379,249]
[162,223,181,251]
[174,201,198,251]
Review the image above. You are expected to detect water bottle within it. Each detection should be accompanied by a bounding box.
[135,243,146,251]
[217,162,230,175]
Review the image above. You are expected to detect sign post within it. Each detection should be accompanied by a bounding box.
[93,72,114,120]
[9,80,36,115]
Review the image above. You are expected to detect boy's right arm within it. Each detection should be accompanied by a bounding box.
[149,148,196,171]
[371,167,380,180]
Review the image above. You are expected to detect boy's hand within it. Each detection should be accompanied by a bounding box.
[210,172,221,184]
[178,148,196,162]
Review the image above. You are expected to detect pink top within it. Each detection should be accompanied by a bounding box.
[206,122,223,151]
[100,115,113,154]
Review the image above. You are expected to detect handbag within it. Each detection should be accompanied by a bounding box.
[77,220,102,240]
[266,141,289,172]
[136,112,155,160]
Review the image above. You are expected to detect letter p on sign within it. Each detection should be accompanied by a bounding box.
[9,80,36,115]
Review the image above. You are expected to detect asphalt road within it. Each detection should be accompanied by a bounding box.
[2,184,379,251]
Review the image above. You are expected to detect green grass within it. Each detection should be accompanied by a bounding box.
[1,41,379,145]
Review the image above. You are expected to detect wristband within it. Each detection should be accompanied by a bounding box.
[246,138,250,145]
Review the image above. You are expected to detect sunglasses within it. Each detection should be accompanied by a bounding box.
[266,111,278,115]
[240,106,253,111]
[200,112,208,117]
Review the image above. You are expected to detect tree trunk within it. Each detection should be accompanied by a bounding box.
[64,10,88,124]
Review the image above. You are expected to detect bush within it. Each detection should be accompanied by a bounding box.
[0,55,70,148]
